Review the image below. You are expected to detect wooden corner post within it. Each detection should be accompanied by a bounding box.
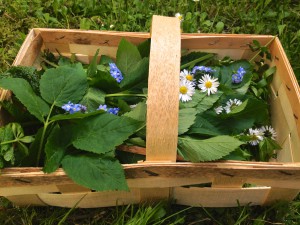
[146,16,181,162]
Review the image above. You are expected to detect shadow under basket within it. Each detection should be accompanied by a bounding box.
[1,16,300,208]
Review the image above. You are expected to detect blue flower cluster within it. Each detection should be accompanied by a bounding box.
[109,63,123,83]
[97,104,120,115]
[62,101,87,114]
[192,66,215,74]
[232,67,246,84]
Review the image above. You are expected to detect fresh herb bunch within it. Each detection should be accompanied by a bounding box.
[0,38,280,191]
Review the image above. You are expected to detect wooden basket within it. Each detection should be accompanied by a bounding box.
[1,16,300,208]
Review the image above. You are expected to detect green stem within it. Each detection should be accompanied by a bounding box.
[0,139,17,145]
[41,57,59,68]
[180,53,215,70]
[249,35,277,63]
[105,93,147,98]
[36,103,55,166]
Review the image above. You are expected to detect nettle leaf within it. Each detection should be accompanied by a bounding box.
[80,87,106,112]
[0,78,49,122]
[62,154,128,191]
[43,125,72,173]
[120,57,149,90]
[196,91,223,114]
[123,101,146,122]
[188,115,223,136]
[178,108,197,135]
[178,136,244,162]
[179,91,205,109]
[71,114,144,154]
[116,38,142,75]
[40,63,88,107]
[225,97,268,123]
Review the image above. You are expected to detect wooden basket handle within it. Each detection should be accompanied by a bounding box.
[146,16,181,162]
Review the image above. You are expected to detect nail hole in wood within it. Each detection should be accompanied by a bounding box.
[220,172,234,177]
[14,178,31,184]
[294,114,298,120]
[279,170,293,176]
[143,170,159,177]
[286,85,291,91]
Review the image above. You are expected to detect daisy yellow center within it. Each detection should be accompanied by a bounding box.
[205,81,212,88]
[186,74,193,81]
[180,86,188,94]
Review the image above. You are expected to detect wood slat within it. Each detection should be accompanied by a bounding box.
[146,16,181,162]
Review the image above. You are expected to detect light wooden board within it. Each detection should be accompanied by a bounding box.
[146,16,181,162]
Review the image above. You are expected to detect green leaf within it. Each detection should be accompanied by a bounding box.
[80,87,106,112]
[196,91,223,113]
[178,108,197,135]
[123,101,146,122]
[178,136,244,162]
[215,21,224,33]
[218,60,252,86]
[40,63,88,107]
[62,154,128,191]
[188,115,223,136]
[87,49,99,78]
[90,69,120,93]
[258,138,282,162]
[4,148,14,161]
[43,125,72,173]
[179,91,205,109]
[137,39,151,58]
[116,38,142,75]
[0,78,49,122]
[71,114,144,154]
[226,97,268,123]
[49,110,104,123]
[99,55,114,65]
[120,57,149,90]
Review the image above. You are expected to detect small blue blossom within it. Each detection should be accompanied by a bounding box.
[97,104,108,111]
[62,101,87,114]
[109,63,123,83]
[107,107,120,115]
[232,67,246,84]
[97,104,119,115]
[192,66,215,74]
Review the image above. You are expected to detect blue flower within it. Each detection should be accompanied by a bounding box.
[107,107,120,115]
[62,101,87,114]
[109,63,123,83]
[97,104,119,115]
[232,67,246,84]
[192,66,215,74]
[97,104,108,111]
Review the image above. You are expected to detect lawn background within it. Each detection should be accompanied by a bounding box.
[1,0,300,224]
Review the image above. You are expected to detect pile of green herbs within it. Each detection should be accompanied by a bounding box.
[0,37,279,191]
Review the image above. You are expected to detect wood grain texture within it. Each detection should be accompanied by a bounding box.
[146,15,181,162]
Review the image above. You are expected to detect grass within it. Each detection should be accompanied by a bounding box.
[1,0,300,224]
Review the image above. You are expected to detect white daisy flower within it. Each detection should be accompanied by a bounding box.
[259,126,277,140]
[198,74,220,96]
[179,79,195,102]
[214,106,223,114]
[224,98,242,113]
[175,13,183,22]
[180,69,195,83]
[248,128,264,146]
